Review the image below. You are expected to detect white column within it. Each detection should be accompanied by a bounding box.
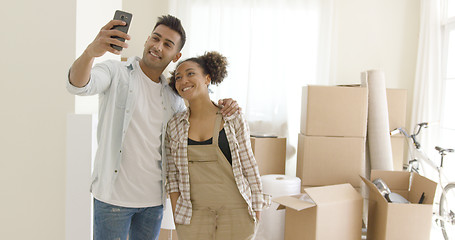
[66,114,95,240]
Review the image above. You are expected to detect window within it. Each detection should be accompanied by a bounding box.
[448,0,455,17]
[440,0,455,176]
[170,0,334,174]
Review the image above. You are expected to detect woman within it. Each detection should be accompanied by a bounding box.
[165,51,267,240]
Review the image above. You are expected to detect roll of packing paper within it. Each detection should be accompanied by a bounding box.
[256,175,301,240]
[361,70,394,170]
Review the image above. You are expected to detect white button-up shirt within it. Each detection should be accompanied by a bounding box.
[67,56,186,206]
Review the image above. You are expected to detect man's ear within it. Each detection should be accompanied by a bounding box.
[172,52,182,63]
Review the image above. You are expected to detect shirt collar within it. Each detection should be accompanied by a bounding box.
[177,101,237,123]
[126,56,168,85]
[178,109,191,124]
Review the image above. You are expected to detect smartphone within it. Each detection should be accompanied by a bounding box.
[111,10,133,51]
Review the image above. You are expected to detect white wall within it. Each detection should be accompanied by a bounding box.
[66,114,94,240]
[0,0,76,239]
[122,0,170,59]
[74,0,122,115]
[333,0,420,129]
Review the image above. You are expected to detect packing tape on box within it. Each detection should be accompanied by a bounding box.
[256,175,301,240]
[361,70,394,171]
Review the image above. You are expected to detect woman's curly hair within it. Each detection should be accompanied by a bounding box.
[169,51,228,94]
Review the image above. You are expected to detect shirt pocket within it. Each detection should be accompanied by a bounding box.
[115,79,129,108]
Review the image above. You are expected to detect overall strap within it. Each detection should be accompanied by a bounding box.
[212,113,223,146]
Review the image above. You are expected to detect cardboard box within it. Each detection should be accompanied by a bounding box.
[386,89,407,132]
[273,184,363,240]
[296,134,366,187]
[250,137,286,175]
[391,135,405,171]
[158,229,178,240]
[300,85,368,137]
[361,170,437,240]
[301,185,362,195]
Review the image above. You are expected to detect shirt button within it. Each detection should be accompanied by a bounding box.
[114,170,118,173]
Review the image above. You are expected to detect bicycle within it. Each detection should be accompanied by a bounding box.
[391,122,455,239]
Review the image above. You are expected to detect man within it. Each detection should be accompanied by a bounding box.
[67,15,238,240]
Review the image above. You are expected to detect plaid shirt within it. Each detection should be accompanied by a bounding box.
[165,108,266,225]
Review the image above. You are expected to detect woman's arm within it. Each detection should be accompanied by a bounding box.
[235,113,265,213]
[169,192,181,217]
[165,129,180,214]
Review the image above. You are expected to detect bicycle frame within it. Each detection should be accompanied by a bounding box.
[395,125,450,191]
[411,146,448,187]
[394,125,455,239]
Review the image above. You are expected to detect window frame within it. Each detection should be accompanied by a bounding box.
[440,2,455,130]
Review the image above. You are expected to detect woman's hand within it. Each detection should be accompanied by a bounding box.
[255,211,261,222]
[169,192,180,221]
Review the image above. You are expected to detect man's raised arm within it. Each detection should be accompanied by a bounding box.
[69,20,130,87]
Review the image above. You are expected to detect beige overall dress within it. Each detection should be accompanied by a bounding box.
[175,113,256,240]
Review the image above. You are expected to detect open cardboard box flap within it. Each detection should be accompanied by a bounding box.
[274,183,361,211]
[360,175,389,204]
[409,172,437,204]
[360,170,437,240]
[305,183,361,205]
[274,194,316,211]
[274,183,363,240]
[361,170,437,204]
[371,170,410,191]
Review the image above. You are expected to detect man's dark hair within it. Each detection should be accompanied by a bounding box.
[153,15,186,50]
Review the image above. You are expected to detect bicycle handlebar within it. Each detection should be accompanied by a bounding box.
[390,122,430,150]
[414,122,428,137]
[393,123,453,169]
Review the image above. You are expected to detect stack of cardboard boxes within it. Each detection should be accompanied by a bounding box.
[297,85,368,189]
[296,86,408,187]
[274,85,438,240]
[273,85,368,240]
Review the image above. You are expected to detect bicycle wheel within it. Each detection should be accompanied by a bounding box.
[440,183,455,240]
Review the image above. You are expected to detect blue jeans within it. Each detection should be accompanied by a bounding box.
[94,199,163,240]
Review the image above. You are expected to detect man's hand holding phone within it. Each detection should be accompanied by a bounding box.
[69,11,132,88]
[85,11,132,57]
